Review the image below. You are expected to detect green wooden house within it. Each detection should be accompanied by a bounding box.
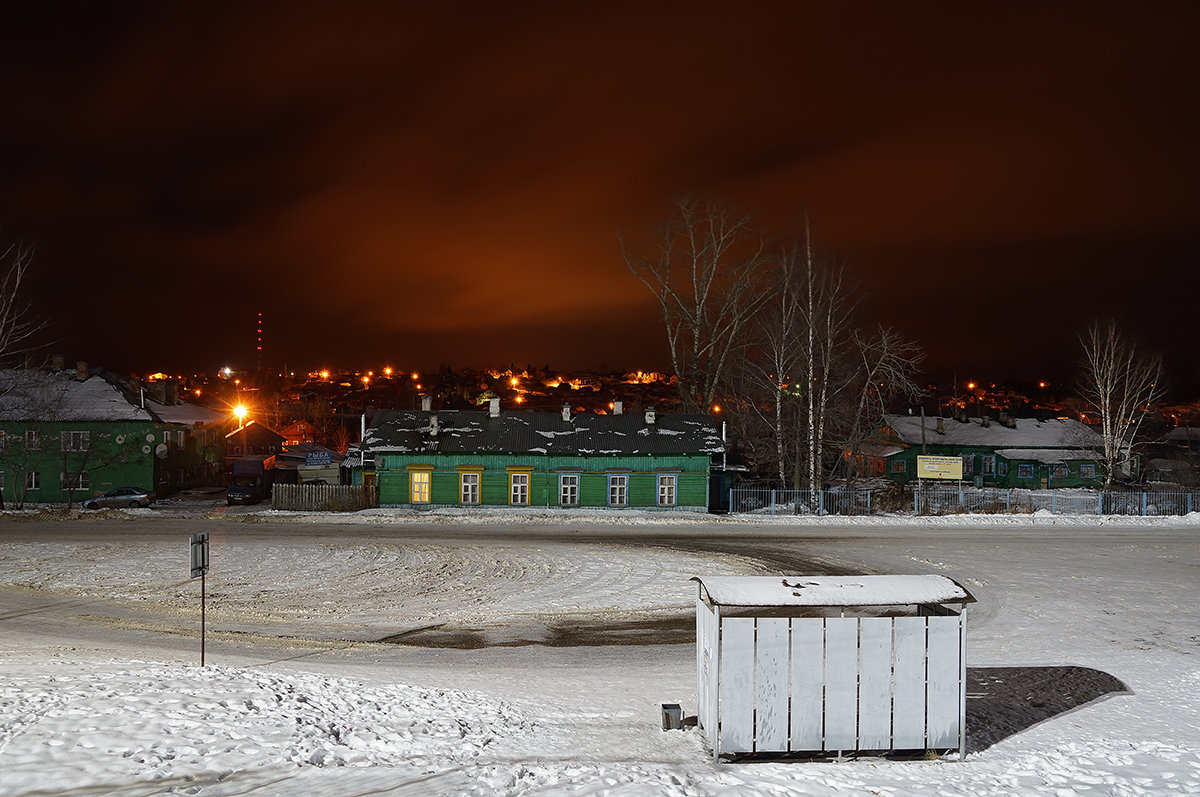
[356,400,722,511]
[874,414,1105,489]
[0,367,226,506]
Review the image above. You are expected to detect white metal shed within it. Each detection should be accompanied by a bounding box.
[693,574,975,761]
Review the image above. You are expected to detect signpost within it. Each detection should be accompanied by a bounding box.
[915,455,964,515]
[189,532,210,666]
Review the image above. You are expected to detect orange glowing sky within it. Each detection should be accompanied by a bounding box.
[0,1,1196,388]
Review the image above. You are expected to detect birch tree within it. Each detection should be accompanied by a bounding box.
[0,241,46,366]
[623,197,772,413]
[1078,320,1164,488]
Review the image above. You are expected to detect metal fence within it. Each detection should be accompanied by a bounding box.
[729,485,1200,517]
[271,483,378,512]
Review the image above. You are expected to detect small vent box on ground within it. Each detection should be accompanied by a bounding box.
[692,575,975,761]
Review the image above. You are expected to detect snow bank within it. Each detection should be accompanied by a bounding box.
[0,662,531,796]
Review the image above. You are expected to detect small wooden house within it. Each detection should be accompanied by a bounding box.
[875,414,1105,489]
[358,400,722,511]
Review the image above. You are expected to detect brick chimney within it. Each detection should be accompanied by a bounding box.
[645,406,656,425]
[613,400,623,415]
[562,403,571,422]
[489,397,500,417]
[421,395,432,412]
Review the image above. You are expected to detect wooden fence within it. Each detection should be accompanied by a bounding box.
[271,483,378,512]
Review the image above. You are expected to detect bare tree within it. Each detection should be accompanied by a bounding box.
[1078,320,1164,488]
[0,241,47,366]
[623,197,772,412]
[839,326,924,485]
[728,242,806,485]
[797,243,855,499]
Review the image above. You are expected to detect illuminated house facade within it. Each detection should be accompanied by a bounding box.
[875,414,1105,489]
[357,401,722,511]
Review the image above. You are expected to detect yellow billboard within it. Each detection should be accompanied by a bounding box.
[916,455,963,480]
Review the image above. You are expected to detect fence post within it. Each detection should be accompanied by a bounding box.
[1142,492,1148,516]
[1052,491,1057,515]
[1098,491,1103,516]
[819,490,825,516]
[1189,493,1193,515]
[728,487,734,514]
[866,489,872,516]
[914,484,919,515]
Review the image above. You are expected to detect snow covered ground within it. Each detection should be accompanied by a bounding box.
[1,507,1198,795]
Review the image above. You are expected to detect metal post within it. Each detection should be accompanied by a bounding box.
[1142,492,1148,516]
[1098,491,1103,516]
[1052,492,1057,515]
[201,572,206,667]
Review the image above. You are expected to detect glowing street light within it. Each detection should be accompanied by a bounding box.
[233,405,247,423]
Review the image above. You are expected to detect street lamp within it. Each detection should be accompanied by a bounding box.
[233,405,248,456]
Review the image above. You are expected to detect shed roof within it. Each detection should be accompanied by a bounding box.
[364,409,723,456]
[692,575,974,607]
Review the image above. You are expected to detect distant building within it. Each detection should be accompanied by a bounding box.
[0,365,226,506]
[350,400,723,511]
[870,414,1105,489]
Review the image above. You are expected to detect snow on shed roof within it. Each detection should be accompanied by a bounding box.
[692,575,975,607]
[886,414,1101,448]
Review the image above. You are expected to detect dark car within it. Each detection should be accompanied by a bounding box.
[82,487,156,510]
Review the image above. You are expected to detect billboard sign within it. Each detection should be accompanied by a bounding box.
[916,455,963,480]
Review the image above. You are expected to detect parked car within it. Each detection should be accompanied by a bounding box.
[82,487,156,510]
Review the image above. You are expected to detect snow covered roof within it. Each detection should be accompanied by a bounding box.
[886,414,1101,449]
[0,369,154,423]
[995,448,1098,464]
[363,409,724,457]
[693,575,975,607]
[144,398,227,426]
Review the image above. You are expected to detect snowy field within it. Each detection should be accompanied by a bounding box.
[1,506,1198,796]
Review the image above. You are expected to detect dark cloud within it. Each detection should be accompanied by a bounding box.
[0,1,1196,389]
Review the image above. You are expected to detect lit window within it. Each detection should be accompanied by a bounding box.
[410,471,431,503]
[461,472,480,505]
[61,431,90,452]
[559,473,579,506]
[510,473,529,505]
[657,474,677,506]
[608,474,628,506]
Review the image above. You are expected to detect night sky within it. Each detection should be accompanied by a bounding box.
[1,1,1197,393]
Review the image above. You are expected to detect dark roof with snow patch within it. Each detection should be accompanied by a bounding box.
[364,409,724,456]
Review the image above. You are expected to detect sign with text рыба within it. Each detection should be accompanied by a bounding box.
[917,455,963,480]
